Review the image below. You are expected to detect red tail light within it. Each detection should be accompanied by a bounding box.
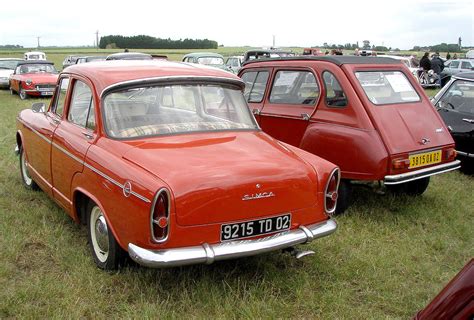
[392,158,410,169]
[150,188,170,243]
[444,147,457,161]
[325,168,340,215]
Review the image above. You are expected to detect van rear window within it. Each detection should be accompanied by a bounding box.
[355,71,420,105]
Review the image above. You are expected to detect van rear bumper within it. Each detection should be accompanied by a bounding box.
[384,160,460,185]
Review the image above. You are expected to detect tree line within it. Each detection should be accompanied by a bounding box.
[99,35,218,49]
[411,43,461,53]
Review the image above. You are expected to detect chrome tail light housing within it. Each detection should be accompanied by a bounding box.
[150,188,170,243]
[324,168,340,215]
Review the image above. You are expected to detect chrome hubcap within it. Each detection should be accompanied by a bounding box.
[21,151,32,186]
[90,206,109,262]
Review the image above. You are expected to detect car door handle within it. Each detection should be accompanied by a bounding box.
[51,118,60,125]
[82,131,94,139]
[301,113,310,121]
[462,118,474,124]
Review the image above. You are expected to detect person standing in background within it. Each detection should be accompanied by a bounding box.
[446,52,451,60]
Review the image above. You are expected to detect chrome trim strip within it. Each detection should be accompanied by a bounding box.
[457,151,474,158]
[19,120,151,203]
[101,75,245,98]
[128,219,337,268]
[384,160,461,185]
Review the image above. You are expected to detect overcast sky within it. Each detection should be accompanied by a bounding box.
[1,0,472,50]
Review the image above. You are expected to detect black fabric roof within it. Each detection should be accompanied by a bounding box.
[17,60,54,65]
[243,56,402,66]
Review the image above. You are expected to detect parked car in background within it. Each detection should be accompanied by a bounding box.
[441,59,474,85]
[151,54,168,60]
[15,60,339,270]
[106,52,152,60]
[239,56,460,212]
[75,56,107,64]
[226,55,244,73]
[383,55,419,78]
[243,49,295,62]
[302,48,324,56]
[62,55,80,69]
[24,51,46,61]
[10,61,58,99]
[0,58,23,89]
[432,72,474,172]
[182,52,232,72]
[466,50,474,59]
[414,259,473,320]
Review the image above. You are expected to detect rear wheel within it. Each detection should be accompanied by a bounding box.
[19,146,39,190]
[387,177,430,196]
[87,201,125,270]
[335,180,352,214]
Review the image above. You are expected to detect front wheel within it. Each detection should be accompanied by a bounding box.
[19,146,39,190]
[87,201,125,270]
[387,177,430,196]
[19,86,28,100]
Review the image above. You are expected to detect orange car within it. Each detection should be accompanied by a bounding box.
[16,60,339,270]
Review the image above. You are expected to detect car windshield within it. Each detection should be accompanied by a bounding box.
[19,64,57,74]
[0,60,21,70]
[103,83,258,139]
[197,57,224,65]
[436,80,474,114]
[355,71,420,105]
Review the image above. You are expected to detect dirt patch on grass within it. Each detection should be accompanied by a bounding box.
[15,241,58,273]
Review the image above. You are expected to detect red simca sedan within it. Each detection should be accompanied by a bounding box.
[16,60,339,270]
[239,56,460,213]
[10,61,58,100]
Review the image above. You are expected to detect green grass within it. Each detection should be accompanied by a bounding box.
[0,60,473,318]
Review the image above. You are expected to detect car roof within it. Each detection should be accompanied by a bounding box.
[453,72,474,80]
[183,52,224,58]
[0,58,23,61]
[17,60,54,66]
[63,60,243,95]
[106,52,152,60]
[243,55,402,66]
[25,51,45,55]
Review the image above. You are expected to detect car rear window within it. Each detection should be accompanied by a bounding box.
[103,84,258,139]
[355,71,420,105]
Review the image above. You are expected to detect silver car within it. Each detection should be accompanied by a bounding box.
[441,59,474,84]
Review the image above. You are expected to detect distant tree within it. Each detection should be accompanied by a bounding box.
[362,40,371,49]
[374,46,389,51]
[323,42,329,48]
[99,35,218,49]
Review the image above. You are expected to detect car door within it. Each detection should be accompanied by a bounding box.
[51,77,97,211]
[240,68,271,122]
[257,68,320,146]
[21,77,69,196]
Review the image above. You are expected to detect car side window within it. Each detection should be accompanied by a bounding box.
[269,70,319,105]
[323,71,347,107]
[461,61,472,70]
[241,71,269,103]
[449,61,460,68]
[52,78,70,116]
[67,80,95,129]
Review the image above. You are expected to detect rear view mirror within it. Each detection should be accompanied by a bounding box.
[31,102,46,113]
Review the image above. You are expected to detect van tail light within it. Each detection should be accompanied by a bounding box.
[150,188,170,243]
[444,147,457,161]
[324,168,340,216]
[392,158,410,170]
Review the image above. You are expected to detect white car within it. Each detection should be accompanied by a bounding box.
[383,55,419,76]
[0,58,23,88]
[24,51,46,61]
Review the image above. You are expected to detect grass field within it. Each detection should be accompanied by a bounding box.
[0,51,472,319]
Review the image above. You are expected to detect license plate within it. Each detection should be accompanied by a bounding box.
[409,150,442,168]
[40,91,53,96]
[220,213,291,241]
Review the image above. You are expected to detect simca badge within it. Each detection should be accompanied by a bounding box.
[123,181,132,197]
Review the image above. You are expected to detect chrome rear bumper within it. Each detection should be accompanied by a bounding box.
[128,219,337,268]
[384,160,460,185]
